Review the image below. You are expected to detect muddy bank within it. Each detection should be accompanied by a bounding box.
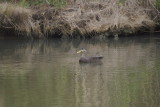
[0,1,159,38]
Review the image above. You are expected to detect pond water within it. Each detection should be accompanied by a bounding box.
[0,35,160,107]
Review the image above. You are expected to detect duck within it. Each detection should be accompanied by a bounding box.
[77,48,103,63]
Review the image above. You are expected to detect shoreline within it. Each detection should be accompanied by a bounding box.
[0,1,159,39]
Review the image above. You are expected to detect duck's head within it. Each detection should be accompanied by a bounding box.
[77,48,87,54]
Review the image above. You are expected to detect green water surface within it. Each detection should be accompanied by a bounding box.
[0,35,160,107]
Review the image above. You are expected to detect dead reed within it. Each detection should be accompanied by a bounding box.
[0,3,34,37]
[0,0,159,38]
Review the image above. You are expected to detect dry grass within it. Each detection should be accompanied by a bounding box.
[0,3,34,36]
[0,0,159,38]
[64,0,156,36]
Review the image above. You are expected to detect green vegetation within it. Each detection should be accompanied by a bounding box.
[0,0,160,38]
[2,0,68,7]
[156,0,160,7]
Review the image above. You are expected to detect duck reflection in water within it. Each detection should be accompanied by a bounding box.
[77,48,103,64]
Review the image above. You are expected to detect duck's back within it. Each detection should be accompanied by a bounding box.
[92,56,103,60]
[79,56,103,63]
[79,57,90,63]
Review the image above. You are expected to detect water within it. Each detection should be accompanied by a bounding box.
[0,35,160,107]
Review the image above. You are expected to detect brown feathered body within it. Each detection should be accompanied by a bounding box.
[79,56,103,63]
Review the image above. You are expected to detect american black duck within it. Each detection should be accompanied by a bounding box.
[77,48,103,63]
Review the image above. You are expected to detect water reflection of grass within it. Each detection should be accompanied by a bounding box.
[0,37,160,106]
[0,37,157,72]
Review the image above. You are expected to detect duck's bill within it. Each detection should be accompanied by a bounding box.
[77,50,82,53]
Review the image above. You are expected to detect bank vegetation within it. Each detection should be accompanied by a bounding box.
[0,0,160,38]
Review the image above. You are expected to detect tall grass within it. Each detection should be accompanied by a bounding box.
[0,0,159,38]
[0,3,35,37]
[64,0,156,35]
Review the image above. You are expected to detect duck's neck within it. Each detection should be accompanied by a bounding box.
[81,53,85,57]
